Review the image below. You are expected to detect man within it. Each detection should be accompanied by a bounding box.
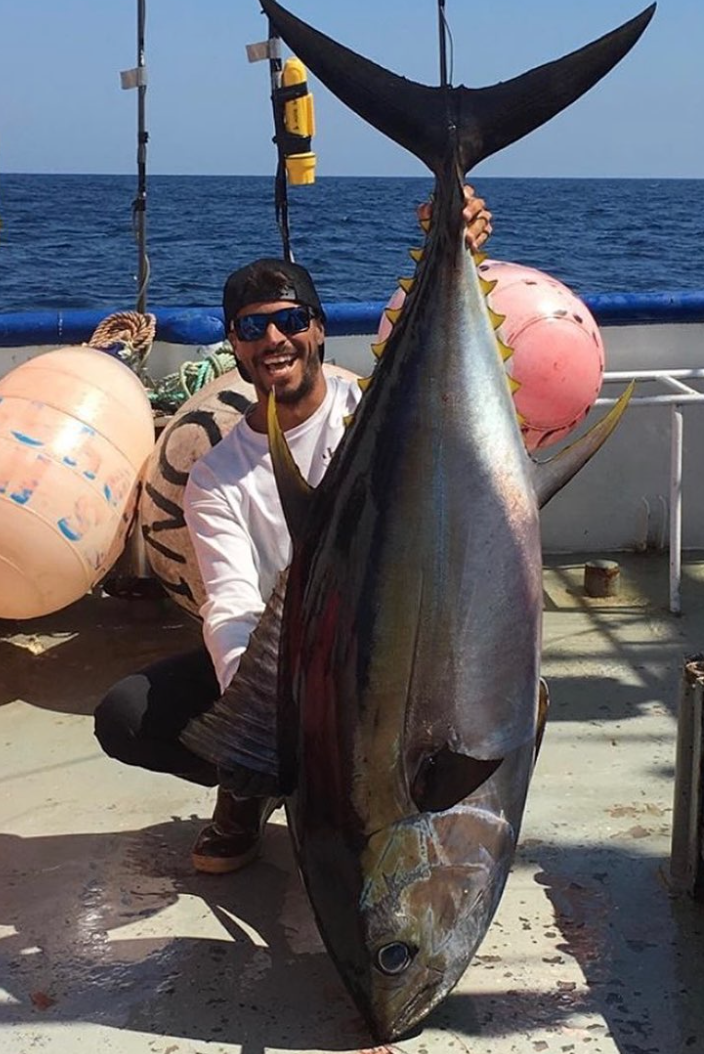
[95,187,492,873]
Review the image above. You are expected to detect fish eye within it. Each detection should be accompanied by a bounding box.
[375,942,415,975]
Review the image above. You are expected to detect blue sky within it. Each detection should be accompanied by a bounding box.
[1,1,701,177]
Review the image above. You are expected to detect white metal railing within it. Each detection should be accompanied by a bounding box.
[597,369,704,614]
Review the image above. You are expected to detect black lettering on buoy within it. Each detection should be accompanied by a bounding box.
[141,523,187,564]
[143,482,186,533]
[217,390,251,414]
[158,574,196,602]
[141,481,187,563]
[157,410,225,487]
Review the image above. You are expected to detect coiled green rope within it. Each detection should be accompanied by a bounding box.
[89,312,238,414]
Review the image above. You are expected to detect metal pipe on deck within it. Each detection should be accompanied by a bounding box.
[670,407,684,615]
[670,657,704,895]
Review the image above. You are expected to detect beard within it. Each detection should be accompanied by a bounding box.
[266,349,322,405]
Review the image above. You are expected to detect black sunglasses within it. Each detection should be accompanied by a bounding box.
[233,304,315,342]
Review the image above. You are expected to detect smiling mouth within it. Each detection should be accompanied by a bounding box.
[261,353,297,376]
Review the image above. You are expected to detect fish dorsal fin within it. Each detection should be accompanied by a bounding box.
[532,382,634,509]
[411,745,503,813]
[260,0,655,176]
[267,391,314,544]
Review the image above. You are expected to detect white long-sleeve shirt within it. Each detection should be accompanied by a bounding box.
[184,375,362,693]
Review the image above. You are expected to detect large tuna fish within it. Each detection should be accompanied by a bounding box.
[200,0,655,1040]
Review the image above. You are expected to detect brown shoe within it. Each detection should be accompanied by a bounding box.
[192,790,281,874]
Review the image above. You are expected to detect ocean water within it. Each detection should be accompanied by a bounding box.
[0,173,701,313]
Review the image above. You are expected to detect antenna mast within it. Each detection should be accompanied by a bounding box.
[438,0,449,86]
[135,0,149,311]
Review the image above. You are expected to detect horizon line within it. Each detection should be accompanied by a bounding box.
[2,171,700,181]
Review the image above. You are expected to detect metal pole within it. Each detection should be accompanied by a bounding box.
[136,0,148,312]
[670,657,704,894]
[670,405,683,615]
[438,0,448,86]
[268,21,293,261]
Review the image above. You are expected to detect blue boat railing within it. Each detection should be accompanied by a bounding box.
[1,291,703,348]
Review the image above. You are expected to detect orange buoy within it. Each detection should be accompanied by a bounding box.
[0,347,154,618]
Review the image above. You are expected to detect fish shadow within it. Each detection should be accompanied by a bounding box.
[0,810,615,1051]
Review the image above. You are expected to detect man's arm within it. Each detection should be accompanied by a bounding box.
[184,463,265,695]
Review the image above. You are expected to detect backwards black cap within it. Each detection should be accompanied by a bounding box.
[222,257,325,334]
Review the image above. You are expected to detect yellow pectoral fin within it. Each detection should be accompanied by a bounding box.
[532,381,635,509]
[267,391,315,545]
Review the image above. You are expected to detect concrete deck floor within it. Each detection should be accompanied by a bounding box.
[2,553,704,1054]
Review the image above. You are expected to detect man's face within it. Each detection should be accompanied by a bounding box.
[229,299,325,405]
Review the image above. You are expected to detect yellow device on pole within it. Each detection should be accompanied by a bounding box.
[281,57,316,185]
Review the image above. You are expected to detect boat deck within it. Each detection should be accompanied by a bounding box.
[2,552,704,1054]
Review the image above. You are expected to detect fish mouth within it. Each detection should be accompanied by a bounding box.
[367,964,446,1043]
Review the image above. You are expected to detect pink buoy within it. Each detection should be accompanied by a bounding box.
[376,260,604,452]
[0,347,155,618]
[140,363,358,617]
[478,260,604,452]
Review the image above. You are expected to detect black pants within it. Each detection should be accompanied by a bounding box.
[94,646,221,786]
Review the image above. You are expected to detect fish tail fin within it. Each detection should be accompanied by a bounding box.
[261,1,655,174]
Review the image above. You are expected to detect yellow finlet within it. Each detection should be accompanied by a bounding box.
[358,376,372,392]
[509,375,521,394]
[370,340,387,359]
[488,308,506,331]
[480,277,498,296]
[343,413,355,428]
[473,251,487,264]
[398,277,414,294]
[498,339,513,362]
[385,307,403,326]
[266,391,314,544]
[419,217,431,233]
[409,247,424,263]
